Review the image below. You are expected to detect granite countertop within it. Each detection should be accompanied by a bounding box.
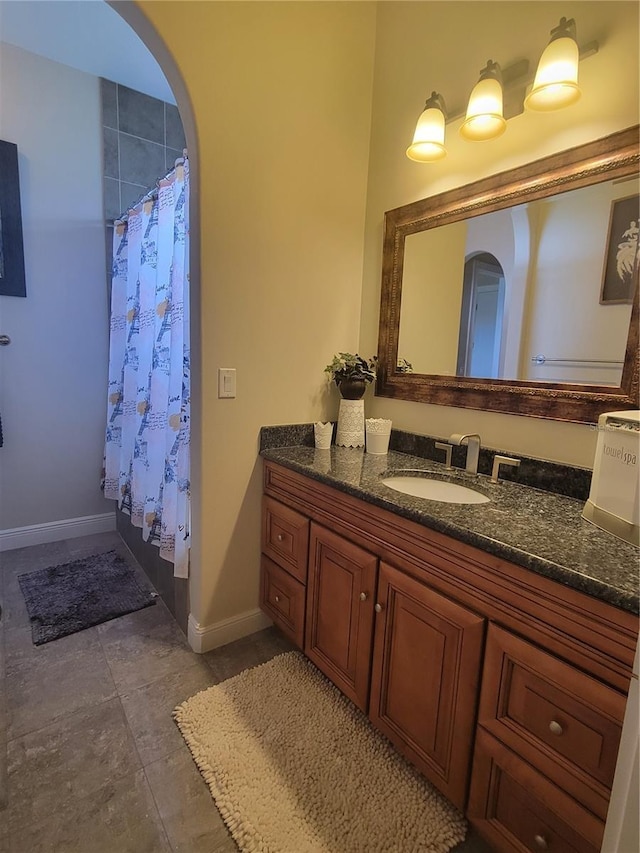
[261,444,640,615]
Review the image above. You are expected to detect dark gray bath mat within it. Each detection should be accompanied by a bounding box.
[18,550,156,645]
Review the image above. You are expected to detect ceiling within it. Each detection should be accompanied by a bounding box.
[0,0,174,103]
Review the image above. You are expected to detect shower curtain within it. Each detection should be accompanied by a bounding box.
[104,157,190,578]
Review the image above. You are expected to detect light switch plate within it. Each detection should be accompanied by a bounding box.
[218,368,236,398]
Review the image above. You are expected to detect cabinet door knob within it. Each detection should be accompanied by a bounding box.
[533,834,548,850]
[374,603,383,613]
[276,533,285,542]
[359,592,368,602]
[549,720,563,736]
[274,595,280,603]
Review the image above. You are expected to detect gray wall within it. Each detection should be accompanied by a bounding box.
[0,44,111,531]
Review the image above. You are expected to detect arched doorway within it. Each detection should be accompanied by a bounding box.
[107,0,200,626]
[456,252,506,379]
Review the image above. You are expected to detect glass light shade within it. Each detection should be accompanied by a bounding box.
[525,36,581,111]
[460,77,506,141]
[406,106,446,162]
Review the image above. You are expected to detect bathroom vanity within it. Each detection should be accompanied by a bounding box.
[259,443,638,853]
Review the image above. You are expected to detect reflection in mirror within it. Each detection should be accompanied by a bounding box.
[398,178,637,386]
[457,253,505,379]
[376,126,640,422]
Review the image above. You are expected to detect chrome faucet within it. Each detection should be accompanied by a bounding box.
[449,433,481,474]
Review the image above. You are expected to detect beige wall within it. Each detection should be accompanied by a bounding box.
[135,1,377,628]
[399,223,466,374]
[524,182,635,385]
[362,1,639,466]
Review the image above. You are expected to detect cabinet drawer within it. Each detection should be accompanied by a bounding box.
[260,555,305,649]
[468,729,603,853]
[478,624,625,820]
[262,496,309,583]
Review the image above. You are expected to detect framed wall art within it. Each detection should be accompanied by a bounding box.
[600,193,639,305]
[0,139,27,298]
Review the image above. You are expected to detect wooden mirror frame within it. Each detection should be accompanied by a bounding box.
[376,126,640,423]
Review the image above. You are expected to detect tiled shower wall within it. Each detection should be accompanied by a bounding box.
[100,79,189,635]
[101,78,186,276]
[101,78,185,219]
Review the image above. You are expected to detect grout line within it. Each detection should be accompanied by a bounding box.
[115,653,213,702]
[141,758,181,853]
[118,128,166,148]
[4,691,117,747]
[115,82,122,214]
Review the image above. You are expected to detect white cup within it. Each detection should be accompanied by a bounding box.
[313,448,332,472]
[314,422,334,449]
[365,418,392,455]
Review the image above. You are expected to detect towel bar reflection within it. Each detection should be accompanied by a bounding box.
[531,354,624,366]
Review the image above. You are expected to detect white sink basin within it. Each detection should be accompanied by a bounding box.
[382,475,490,504]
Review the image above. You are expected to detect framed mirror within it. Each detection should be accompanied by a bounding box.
[376,126,639,423]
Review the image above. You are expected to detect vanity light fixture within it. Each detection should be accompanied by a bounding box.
[460,61,507,141]
[406,92,447,162]
[524,17,581,111]
[406,17,598,161]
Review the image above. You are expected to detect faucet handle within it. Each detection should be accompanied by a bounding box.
[491,455,521,483]
[434,441,453,470]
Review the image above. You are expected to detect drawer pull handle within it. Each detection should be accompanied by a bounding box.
[274,595,280,603]
[374,603,383,613]
[549,720,563,736]
[533,834,548,850]
[359,592,368,602]
[276,533,285,542]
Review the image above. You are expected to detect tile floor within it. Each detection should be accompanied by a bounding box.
[0,532,493,853]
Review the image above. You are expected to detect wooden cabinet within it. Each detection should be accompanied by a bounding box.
[468,729,602,853]
[259,497,309,648]
[369,562,485,809]
[262,495,309,584]
[260,555,306,648]
[260,460,638,853]
[264,507,485,803]
[468,623,627,851]
[475,624,625,823]
[305,523,377,711]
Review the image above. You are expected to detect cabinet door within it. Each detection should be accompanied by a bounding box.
[305,523,377,711]
[369,561,485,810]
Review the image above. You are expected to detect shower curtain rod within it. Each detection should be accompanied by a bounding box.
[114,150,187,226]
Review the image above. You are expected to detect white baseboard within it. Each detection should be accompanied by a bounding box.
[188,608,273,654]
[0,512,116,552]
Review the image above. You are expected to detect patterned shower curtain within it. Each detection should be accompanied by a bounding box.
[104,157,190,577]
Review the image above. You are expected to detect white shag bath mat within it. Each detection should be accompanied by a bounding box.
[173,651,467,853]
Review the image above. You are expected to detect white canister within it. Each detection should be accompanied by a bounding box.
[336,400,365,447]
[365,418,392,455]
[314,422,334,449]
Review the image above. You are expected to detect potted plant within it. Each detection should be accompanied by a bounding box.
[324,352,377,399]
